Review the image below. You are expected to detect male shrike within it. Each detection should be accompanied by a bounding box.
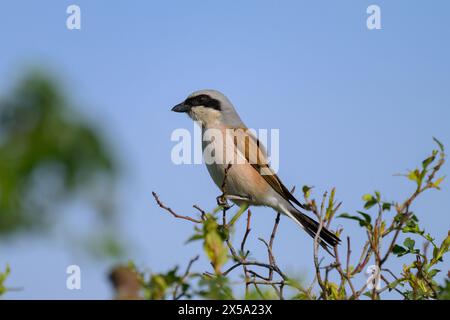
[171,90,340,251]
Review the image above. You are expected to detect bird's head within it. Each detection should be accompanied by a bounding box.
[171,89,244,128]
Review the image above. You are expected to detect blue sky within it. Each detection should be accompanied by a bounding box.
[0,0,449,299]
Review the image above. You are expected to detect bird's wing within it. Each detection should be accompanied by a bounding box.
[232,128,305,209]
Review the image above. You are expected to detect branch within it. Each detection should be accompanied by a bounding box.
[313,208,328,299]
[152,192,203,224]
[173,255,200,300]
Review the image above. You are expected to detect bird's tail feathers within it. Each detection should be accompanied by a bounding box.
[287,208,341,256]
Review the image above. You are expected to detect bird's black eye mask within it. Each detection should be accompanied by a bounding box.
[184,94,221,111]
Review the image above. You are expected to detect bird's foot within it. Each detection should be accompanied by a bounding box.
[216,195,231,210]
[217,194,252,211]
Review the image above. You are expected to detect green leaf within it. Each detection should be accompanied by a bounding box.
[375,191,381,201]
[186,234,204,243]
[402,219,421,235]
[404,238,416,251]
[362,193,378,209]
[428,269,440,278]
[393,245,408,257]
[408,169,421,184]
[433,137,444,152]
[356,211,372,225]
[425,234,435,243]
[338,213,371,229]
[229,203,249,226]
[432,234,450,264]
[338,213,361,222]
[302,185,312,199]
[422,155,436,169]
[388,279,404,291]
[433,176,445,189]
[364,198,378,210]
[202,216,228,274]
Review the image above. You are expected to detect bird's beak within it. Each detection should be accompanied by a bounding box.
[171,102,190,113]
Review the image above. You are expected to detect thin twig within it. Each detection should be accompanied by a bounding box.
[240,210,252,257]
[152,192,203,224]
[193,205,207,221]
[173,255,200,300]
[313,210,328,299]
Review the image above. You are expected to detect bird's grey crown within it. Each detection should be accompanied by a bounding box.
[187,89,246,128]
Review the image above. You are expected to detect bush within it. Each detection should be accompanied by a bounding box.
[140,139,449,300]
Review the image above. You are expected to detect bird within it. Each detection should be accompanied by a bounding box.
[171,90,340,253]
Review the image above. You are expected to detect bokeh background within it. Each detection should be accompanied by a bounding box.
[0,0,449,299]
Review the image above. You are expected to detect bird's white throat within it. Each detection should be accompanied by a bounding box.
[189,106,222,127]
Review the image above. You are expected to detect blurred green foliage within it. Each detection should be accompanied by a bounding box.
[0,264,10,297]
[0,71,117,236]
[438,277,450,300]
[189,214,228,275]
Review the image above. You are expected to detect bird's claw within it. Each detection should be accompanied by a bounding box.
[216,195,231,209]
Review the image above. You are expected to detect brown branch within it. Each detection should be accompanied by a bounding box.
[332,237,357,298]
[152,192,203,224]
[248,270,271,282]
[264,213,282,280]
[193,205,207,221]
[269,213,281,251]
[313,210,328,299]
[352,241,372,276]
[222,261,287,281]
[240,210,252,257]
[259,238,277,280]
[240,210,252,297]
[173,255,200,300]
[350,282,369,300]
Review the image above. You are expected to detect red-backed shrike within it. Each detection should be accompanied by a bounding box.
[172,90,340,252]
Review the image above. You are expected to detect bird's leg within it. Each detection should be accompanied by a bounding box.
[218,164,233,210]
[225,195,252,203]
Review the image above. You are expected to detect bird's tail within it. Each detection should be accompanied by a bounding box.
[288,208,341,255]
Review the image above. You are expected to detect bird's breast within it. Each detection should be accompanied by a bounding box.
[201,127,271,205]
